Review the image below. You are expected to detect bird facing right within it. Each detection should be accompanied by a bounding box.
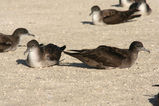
[0,28,35,52]
[64,41,150,69]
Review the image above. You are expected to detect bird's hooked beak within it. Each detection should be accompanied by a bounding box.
[140,47,150,53]
[24,48,29,55]
[89,11,93,16]
[27,33,35,37]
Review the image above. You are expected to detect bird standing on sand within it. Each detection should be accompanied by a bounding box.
[24,39,66,68]
[64,41,150,69]
[0,28,35,52]
[89,5,141,25]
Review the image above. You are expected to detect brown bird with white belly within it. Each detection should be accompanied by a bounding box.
[24,40,66,68]
[0,28,35,52]
[114,0,152,15]
[89,5,141,25]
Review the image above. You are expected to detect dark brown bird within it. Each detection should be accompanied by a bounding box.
[129,0,152,15]
[89,5,141,25]
[152,85,159,105]
[24,39,66,68]
[64,41,150,69]
[114,0,152,15]
[0,28,35,52]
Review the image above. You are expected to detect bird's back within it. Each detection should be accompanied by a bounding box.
[102,9,140,24]
[0,34,14,52]
[64,45,130,68]
[41,44,66,63]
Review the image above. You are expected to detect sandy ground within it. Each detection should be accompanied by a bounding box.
[0,0,159,106]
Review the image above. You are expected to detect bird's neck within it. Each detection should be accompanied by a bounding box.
[128,49,139,66]
[12,32,22,41]
[12,31,21,36]
[10,34,21,50]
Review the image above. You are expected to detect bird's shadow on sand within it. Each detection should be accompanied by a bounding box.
[111,4,122,7]
[16,59,29,67]
[81,20,137,26]
[148,93,159,106]
[60,63,96,69]
[81,21,94,25]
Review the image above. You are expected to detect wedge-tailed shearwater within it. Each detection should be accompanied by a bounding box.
[64,41,150,69]
[90,5,141,25]
[0,28,35,52]
[129,0,152,15]
[114,0,152,15]
[24,40,66,68]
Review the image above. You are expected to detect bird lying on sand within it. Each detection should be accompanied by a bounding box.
[113,0,152,15]
[129,0,152,15]
[0,28,35,52]
[24,39,66,68]
[89,5,141,25]
[64,41,150,69]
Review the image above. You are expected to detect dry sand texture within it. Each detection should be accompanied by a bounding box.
[0,0,159,106]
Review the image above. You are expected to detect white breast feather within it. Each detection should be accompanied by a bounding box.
[92,12,104,25]
[27,48,58,68]
[139,3,147,13]
[28,49,42,68]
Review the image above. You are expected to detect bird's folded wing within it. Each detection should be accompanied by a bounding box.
[102,9,118,18]
[41,44,61,61]
[80,46,128,67]
[0,35,12,46]
[0,35,13,52]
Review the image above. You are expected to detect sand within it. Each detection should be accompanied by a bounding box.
[0,0,159,106]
